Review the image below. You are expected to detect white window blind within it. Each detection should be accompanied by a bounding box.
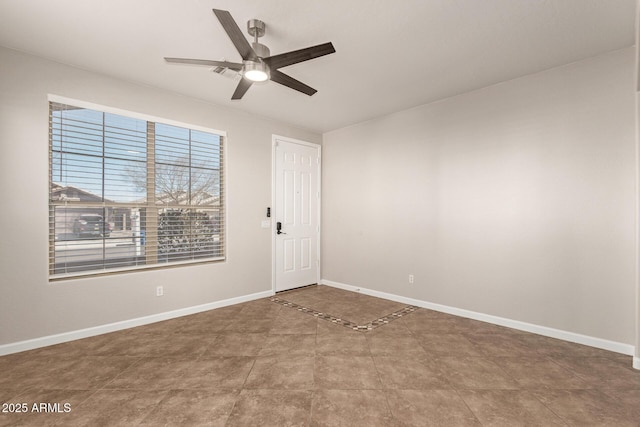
[49,101,225,278]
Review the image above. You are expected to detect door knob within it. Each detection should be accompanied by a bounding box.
[276,222,286,235]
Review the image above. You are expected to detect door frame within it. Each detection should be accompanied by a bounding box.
[271,134,321,293]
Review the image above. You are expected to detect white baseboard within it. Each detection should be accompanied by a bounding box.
[0,290,273,356]
[321,279,635,356]
[634,356,640,370]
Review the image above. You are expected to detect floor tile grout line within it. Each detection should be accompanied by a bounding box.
[93,355,144,388]
[451,388,486,426]
[368,351,396,419]
[220,389,243,427]
[544,355,598,387]
[525,388,573,426]
[239,357,259,391]
[135,389,176,426]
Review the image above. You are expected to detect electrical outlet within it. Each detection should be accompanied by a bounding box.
[156,286,164,297]
[408,274,414,284]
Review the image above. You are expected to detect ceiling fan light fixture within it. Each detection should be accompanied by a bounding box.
[243,60,270,82]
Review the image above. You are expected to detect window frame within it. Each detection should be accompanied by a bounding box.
[48,95,227,280]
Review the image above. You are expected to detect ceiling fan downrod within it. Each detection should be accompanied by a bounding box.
[247,19,270,58]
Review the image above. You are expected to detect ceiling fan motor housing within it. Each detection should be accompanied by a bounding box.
[251,42,270,58]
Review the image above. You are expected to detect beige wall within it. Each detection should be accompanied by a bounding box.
[0,46,320,346]
[322,48,636,345]
[636,91,640,366]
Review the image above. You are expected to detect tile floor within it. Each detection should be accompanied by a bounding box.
[1,285,639,426]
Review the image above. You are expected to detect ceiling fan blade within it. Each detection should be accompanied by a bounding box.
[212,9,258,61]
[269,70,317,96]
[231,77,253,100]
[263,42,335,70]
[164,57,243,70]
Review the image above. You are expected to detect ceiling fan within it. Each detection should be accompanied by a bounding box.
[164,8,336,100]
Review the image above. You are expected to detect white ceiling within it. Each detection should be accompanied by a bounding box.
[0,0,636,133]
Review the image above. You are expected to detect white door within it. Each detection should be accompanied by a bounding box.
[273,137,320,292]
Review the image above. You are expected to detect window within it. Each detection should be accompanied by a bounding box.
[49,99,225,278]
